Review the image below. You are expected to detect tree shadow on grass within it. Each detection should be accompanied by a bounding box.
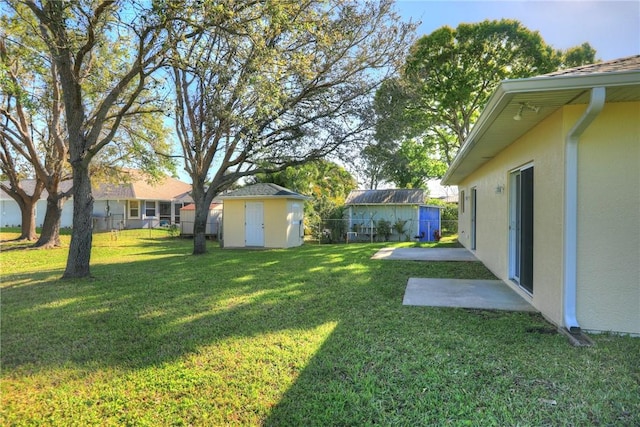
[6,242,631,425]
[1,243,388,371]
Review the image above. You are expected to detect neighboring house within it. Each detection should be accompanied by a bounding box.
[220,183,309,248]
[1,172,192,230]
[345,189,441,242]
[92,172,192,230]
[179,202,223,237]
[0,180,73,227]
[441,55,640,335]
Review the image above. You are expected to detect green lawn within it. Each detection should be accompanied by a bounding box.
[1,230,638,426]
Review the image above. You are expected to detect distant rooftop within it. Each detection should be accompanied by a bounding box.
[345,189,425,205]
[1,171,192,202]
[544,55,640,77]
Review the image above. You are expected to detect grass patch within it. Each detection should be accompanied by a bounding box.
[1,231,639,425]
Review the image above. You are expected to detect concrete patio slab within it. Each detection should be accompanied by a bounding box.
[403,278,536,312]
[371,247,478,261]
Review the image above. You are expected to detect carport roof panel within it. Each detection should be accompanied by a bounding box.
[345,189,425,205]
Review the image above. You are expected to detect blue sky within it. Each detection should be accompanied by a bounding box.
[394,0,640,61]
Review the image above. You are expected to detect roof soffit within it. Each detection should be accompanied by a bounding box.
[442,70,640,185]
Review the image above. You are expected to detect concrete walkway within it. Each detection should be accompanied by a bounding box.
[370,247,535,312]
[403,278,536,312]
[371,247,478,261]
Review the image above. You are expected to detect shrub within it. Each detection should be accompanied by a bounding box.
[376,219,391,241]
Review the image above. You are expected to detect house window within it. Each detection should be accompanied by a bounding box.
[129,200,140,218]
[460,190,465,213]
[145,201,156,217]
[159,202,172,225]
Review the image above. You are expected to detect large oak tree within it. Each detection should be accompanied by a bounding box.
[0,16,71,247]
[169,0,414,254]
[11,0,176,276]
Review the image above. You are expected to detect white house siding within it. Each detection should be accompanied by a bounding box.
[457,108,566,328]
[574,102,640,334]
[60,199,74,228]
[1,198,74,228]
[1,199,24,227]
[93,200,127,230]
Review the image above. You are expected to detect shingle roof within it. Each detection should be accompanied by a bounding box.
[92,181,135,199]
[0,179,73,199]
[2,172,192,202]
[220,183,310,199]
[544,55,640,77]
[345,189,425,205]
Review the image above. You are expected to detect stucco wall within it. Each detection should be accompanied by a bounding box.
[457,108,566,326]
[456,101,640,334]
[222,199,246,247]
[263,199,287,248]
[574,101,640,334]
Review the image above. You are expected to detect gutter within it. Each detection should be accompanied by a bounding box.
[442,70,639,186]
[563,87,606,334]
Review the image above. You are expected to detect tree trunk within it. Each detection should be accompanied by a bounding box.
[191,182,208,255]
[18,199,39,241]
[34,194,65,248]
[4,181,44,241]
[193,204,209,255]
[62,167,94,278]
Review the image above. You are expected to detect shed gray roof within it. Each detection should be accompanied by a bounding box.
[220,183,310,200]
[345,189,425,205]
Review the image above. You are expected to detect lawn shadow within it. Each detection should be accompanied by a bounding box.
[1,243,388,371]
[5,241,632,425]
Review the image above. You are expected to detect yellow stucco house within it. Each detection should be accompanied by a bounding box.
[442,56,640,335]
[220,183,310,249]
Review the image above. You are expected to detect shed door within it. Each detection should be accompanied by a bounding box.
[419,206,440,242]
[245,202,264,247]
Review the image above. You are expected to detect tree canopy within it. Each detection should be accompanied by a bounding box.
[169,0,414,253]
[367,19,597,188]
[251,159,357,228]
[7,0,177,276]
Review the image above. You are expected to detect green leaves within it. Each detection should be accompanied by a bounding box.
[369,19,597,188]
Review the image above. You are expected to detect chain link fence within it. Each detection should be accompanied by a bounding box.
[308,218,458,244]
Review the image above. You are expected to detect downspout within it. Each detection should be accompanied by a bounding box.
[563,87,606,333]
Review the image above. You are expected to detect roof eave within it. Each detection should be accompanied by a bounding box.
[442,70,640,186]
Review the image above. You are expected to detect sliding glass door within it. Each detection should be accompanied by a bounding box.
[509,166,534,294]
